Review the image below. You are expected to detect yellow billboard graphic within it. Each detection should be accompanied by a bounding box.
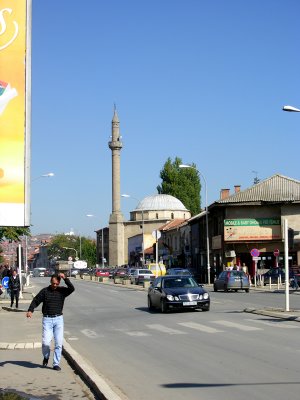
[0,0,30,226]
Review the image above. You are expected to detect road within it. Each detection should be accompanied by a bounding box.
[31,278,300,400]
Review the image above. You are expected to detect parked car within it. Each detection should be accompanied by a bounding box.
[148,275,210,313]
[262,267,292,284]
[95,268,110,277]
[70,268,79,277]
[130,269,155,285]
[213,270,250,292]
[79,268,92,277]
[166,268,192,276]
[32,267,46,277]
[113,268,127,278]
[146,263,166,277]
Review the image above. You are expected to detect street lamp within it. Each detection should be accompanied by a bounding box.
[179,164,211,285]
[25,172,55,286]
[86,214,104,268]
[121,194,145,266]
[282,105,300,112]
[32,172,55,181]
[62,246,78,277]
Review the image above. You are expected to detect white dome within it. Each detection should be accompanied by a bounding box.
[135,194,188,211]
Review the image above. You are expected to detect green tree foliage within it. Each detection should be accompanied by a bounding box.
[0,227,30,242]
[157,157,201,216]
[47,234,96,267]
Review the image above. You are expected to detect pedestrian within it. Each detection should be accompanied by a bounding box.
[26,273,75,371]
[8,269,21,308]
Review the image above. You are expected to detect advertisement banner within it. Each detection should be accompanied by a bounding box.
[224,218,281,241]
[0,0,31,226]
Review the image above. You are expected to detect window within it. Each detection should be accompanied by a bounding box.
[171,213,174,219]
[156,213,159,219]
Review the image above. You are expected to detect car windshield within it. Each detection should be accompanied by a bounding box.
[163,277,198,288]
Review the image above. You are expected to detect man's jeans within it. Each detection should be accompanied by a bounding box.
[42,316,64,366]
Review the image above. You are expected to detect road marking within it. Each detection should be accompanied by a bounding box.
[245,319,300,329]
[146,324,187,335]
[108,289,119,293]
[80,329,102,338]
[212,320,262,331]
[178,322,224,333]
[67,337,79,340]
[125,331,150,337]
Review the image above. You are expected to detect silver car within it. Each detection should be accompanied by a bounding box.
[213,270,250,292]
[130,269,155,285]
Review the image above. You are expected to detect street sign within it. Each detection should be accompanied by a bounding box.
[152,230,161,240]
[252,256,261,261]
[1,277,9,289]
[250,248,260,257]
[68,256,73,261]
[274,249,280,257]
[73,260,87,269]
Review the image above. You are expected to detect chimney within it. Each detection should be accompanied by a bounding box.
[220,189,230,200]
[234,185,241,193]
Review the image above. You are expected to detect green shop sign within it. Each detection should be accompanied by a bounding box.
[224,218,280,227]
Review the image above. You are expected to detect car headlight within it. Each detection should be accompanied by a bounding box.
[167,295,174,301]
[174,296,179,301]
[203,292,209,299]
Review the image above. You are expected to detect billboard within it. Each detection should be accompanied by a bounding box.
[0,0,31,226]
[224,218,281,242]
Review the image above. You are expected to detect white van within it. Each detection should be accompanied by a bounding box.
[32,267,46,277]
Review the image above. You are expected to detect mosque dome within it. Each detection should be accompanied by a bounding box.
[135,194,188,211]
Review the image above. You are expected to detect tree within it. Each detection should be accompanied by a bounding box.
[157,157,201,216]
[0,226,30,242]
[47,234,97,267]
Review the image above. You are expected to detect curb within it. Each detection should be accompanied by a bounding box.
[63,340,128,400]
[244,307,300,322]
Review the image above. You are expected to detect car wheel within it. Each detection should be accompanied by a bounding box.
[202,305,210,312]
[161,299,168,313]
[224,285,229,292]
[245,288,249,293]
[213,285,217,292]
[148,296,154,311]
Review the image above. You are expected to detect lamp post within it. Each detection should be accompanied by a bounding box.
[26,172,55,285]
[62,246,78,277]
[121,194,145,266]
[282,105,300,112]
[179,164,211,285]
[86,214,104,268]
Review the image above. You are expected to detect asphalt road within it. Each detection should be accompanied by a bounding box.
[31,278,300,400]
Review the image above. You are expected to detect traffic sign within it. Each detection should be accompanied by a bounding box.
[274,249,280,257]
[252,256,261,261]
[152,230,161,240]
[250,248,260,257]
[68,256,73,261]
[1,277,9,289]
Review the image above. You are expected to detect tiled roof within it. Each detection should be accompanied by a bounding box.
[216,174,300,204]
[159,219,186,231]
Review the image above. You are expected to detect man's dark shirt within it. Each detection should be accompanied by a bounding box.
[28,278,74,315]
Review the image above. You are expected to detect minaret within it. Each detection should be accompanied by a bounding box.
[108,107,124,266]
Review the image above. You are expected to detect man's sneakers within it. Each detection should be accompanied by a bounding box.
[53,365,61,371]
[42,357,49,367]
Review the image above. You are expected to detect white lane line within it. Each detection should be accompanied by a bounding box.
[125,331,150,337]
[245,318,300,329]
[146,324,187,335]
[212,320,262,331]
[80,329,103,338]
[68,337,79,340]
[178,322,224,333]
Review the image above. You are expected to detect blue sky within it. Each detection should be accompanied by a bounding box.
[30,0,300,237]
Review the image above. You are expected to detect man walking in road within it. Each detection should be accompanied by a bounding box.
[26,273,74,371]
[8,269,21,308]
